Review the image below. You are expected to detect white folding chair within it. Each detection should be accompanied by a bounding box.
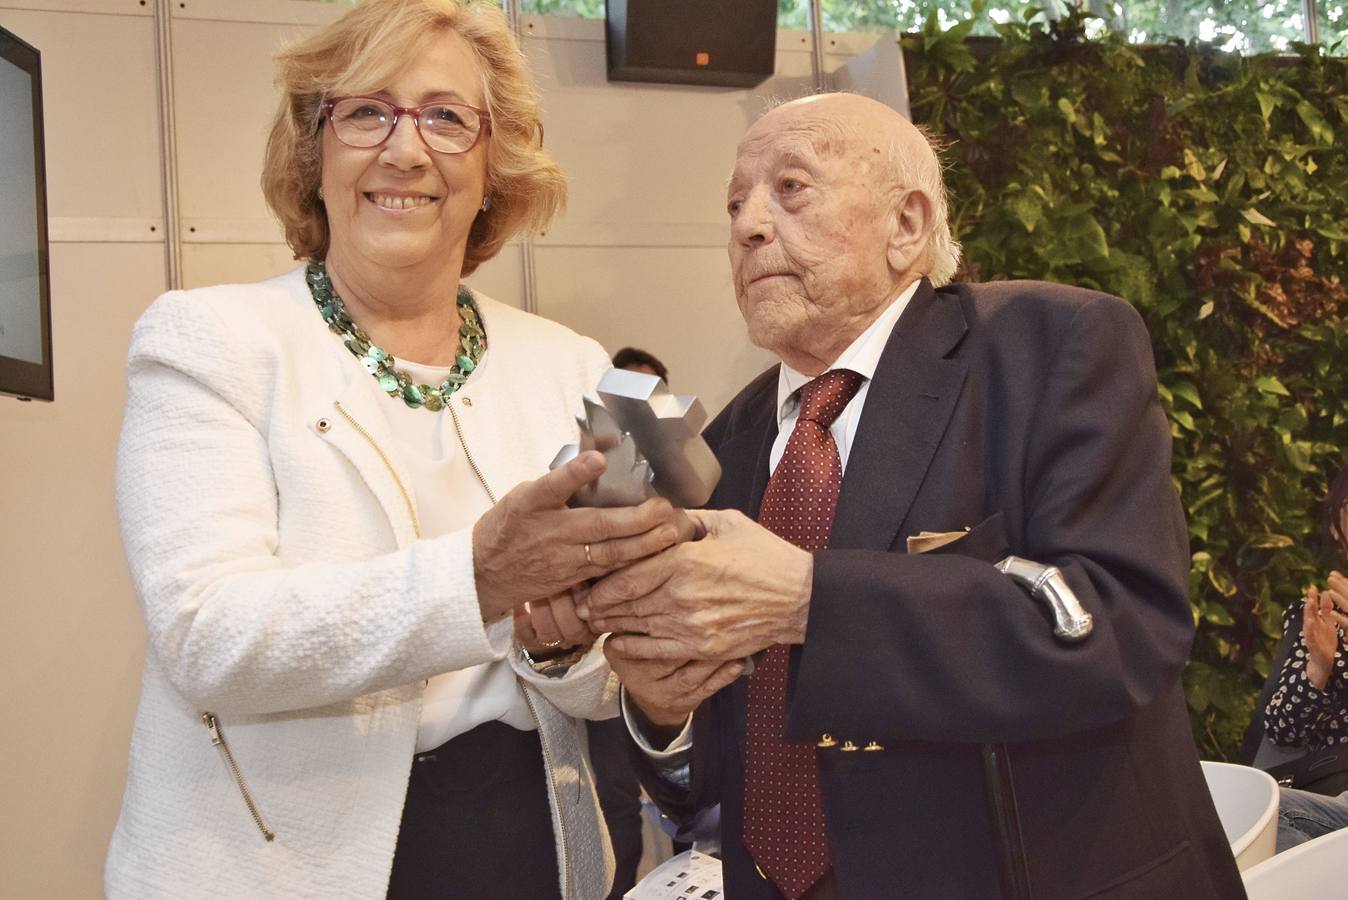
[1200,760,1280,870]
[1242,823,1348,898]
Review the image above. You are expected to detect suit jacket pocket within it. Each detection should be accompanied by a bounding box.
[918,511,1010,564]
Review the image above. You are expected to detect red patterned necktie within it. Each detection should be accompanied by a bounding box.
[743,368,865,899]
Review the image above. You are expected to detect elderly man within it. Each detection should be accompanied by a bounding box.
[578,93,1243,898]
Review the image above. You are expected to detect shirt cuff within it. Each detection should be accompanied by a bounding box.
[620,687,693,758]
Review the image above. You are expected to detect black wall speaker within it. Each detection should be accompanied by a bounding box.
[605,0,778,88]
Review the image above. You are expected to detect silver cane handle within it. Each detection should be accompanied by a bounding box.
[995,555,1094,642]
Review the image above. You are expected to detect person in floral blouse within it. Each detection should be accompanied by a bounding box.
[1265,461,1348,850]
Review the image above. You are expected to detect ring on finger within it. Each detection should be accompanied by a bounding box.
[584,543,594,566]
[541,639,563,648]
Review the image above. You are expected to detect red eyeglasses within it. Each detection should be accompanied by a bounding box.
[322,96,492,155]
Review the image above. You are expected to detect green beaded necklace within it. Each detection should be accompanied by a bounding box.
[306,260,486,412]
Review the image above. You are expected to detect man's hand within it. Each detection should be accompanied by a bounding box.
[578,509,813,661]
[605,643,744,745]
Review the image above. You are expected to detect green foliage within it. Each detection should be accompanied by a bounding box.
[521,0,1342,55]
[778,0,1339,54]
[904,10,1348,759]
[777,0,1037,33]
[523,0,605,16]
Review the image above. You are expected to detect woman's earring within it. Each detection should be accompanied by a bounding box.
[480,196,491,212]
[317,187,325,201]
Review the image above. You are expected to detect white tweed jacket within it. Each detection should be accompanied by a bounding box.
[106,267,618,899]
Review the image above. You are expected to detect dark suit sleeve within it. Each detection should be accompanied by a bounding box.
[787,294,1196,745]
[624,698,728,833]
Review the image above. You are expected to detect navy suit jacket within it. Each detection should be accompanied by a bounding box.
[633,280,1245,899]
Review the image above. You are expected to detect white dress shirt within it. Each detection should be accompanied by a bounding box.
[769,280,920,475]
[626,280,921,758]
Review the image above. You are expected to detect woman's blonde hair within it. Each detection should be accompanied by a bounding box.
[261,0,564,275]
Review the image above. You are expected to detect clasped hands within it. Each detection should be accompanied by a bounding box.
[473,450,814,727]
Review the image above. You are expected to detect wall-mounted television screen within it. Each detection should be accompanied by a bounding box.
[0,25,52,402]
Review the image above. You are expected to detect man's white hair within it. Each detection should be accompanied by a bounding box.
[888,124,962,287]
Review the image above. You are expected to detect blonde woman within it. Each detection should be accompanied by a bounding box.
[105,2,682,896]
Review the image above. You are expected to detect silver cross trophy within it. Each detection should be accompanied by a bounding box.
[551,368,721,509]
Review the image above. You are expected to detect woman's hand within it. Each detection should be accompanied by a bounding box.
[1302,578,1347,690]
[473,451,697,622]
[514,590,596,657]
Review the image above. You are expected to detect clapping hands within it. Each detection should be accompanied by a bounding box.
[1303,570,1348,690]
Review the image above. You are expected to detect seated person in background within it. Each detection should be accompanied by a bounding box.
[613,346,669,383]
[1265,461,1348,850]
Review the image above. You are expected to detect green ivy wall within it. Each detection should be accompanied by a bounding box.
[903,12,1348,759]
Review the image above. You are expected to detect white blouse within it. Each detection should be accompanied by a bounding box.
[378,358,537,753]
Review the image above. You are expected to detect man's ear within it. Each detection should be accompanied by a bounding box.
[886,188,935,276]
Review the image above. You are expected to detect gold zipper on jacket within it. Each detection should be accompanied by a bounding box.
[448,404,497,504]
[202,712,276,842]
[333,401,422,540]
[522,688,572,900]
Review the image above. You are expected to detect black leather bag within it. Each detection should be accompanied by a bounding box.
[1266,745,1348,796]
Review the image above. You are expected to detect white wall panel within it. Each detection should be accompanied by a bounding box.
[534,245,776,417]
[0,241,163,900]
[0,6,161,223]
[171,12,328,233]
[523,16,823,250]
[174,0,337,26]
[181,240,300,288]
[0,0,147,13]
[0,12,163,897]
